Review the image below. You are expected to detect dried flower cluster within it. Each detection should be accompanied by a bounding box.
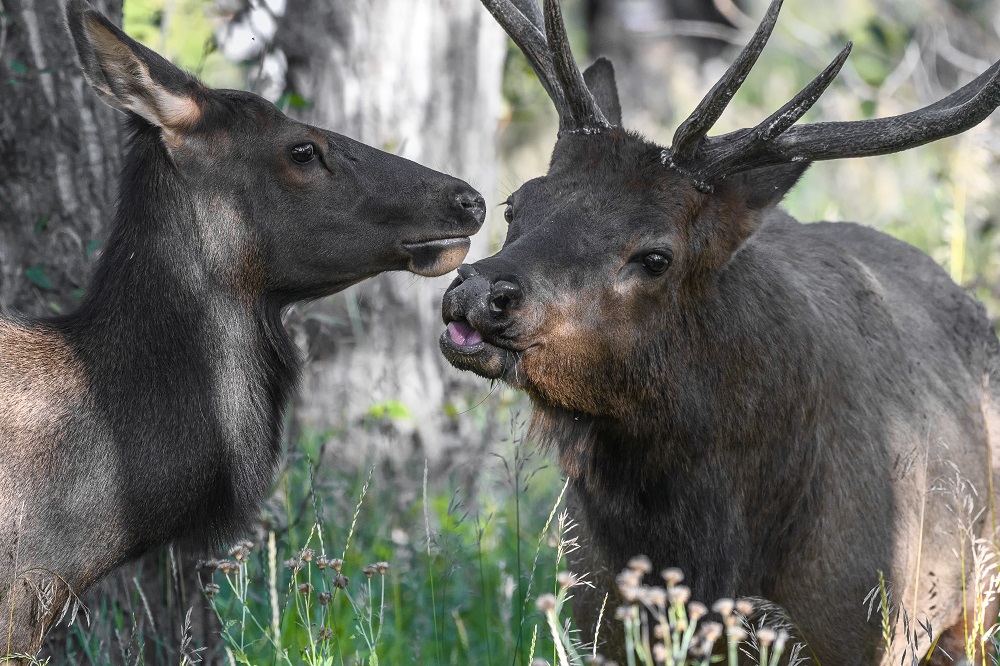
[601,559,794,665]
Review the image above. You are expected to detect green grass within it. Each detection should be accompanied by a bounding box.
[44,412,575,665]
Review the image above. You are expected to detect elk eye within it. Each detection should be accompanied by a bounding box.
[503,204,514,224]
[642,252,671,275]
[291,143,315,164]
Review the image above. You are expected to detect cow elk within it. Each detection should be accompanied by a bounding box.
[441,0,1000,663]
[0,1,485,658]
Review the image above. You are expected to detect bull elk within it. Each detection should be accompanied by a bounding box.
[441,0,1000,663]
[0,1,485,657]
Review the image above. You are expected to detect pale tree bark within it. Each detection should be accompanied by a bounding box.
[274,0,507,465]
[0,0,121,317]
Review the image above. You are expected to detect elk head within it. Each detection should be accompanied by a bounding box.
[68,0,486,306]
[441,0,1000,430]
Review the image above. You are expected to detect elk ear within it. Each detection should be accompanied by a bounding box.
[583,57,623,127]
[66,0,202,135]
[715,162,810,211]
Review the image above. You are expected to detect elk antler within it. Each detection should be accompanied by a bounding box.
[481,0,611,133]
[667,0,1000,191]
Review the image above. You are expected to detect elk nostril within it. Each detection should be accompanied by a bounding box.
[456,191,486,223]
[489,280,521,315]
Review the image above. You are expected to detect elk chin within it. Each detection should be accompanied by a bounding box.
[439,325,524,386]
[402,237,472,277]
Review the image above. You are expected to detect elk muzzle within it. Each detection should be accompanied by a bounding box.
[440,264,524,381]
[401,188,486,277]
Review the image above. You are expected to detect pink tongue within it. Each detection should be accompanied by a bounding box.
[448,321,483,347]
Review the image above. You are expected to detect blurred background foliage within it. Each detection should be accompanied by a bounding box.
[11,0,1000,662]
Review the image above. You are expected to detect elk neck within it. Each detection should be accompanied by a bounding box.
[530,237,834,599]
[50,119,299,546]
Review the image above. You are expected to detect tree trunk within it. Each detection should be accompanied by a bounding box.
[274,0,507,465]
[0,0,121,318]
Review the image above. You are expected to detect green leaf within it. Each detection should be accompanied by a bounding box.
[85,237,103,259]
[277,92,311,111]
[25,265,54,290]
[33,214,49,235]
[367,399,412,420]
[9,59,27,76]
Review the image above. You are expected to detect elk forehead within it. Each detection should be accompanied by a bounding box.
[503,134,700,277]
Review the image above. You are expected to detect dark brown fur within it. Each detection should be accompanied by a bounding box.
[441,100,1000,666]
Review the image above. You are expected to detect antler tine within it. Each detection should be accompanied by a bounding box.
[543,0,612,131]
[692,41,853,185]
[671,0,783,161]
[480,0,569,114]
[698,53,1000,182]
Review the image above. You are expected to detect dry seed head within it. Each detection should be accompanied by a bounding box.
[614,604,639,622]
[723,614,738,628]
[652,643,668,662]
[363,564,376,579]
[653,625,665,640]
[668,585,690,606]
[198,559,221,572]
[536,593,558,613]
[375,561,389,575]
[318,627,333,641]
[661,567,684,586]
[620,585,641,603]
[755,627,776,646]
[333,574,349,589]
[218,560,238,575]
[617,569,641,589]
[688,601,707,622]
[203,582,220,597]
[735,599,754,616]
[283,558,302,572]
[331,557,344,572]
[700,621,724,643]
[627,555,652,575]
[229,543,251,561]
[557,571,577,589]
[318,591,332,606]
[301,548,315,563]
[645,587,667,607]
[712,598,735,617]
[316,555,328,570]
[298,582,313,596]
[727,626,748,642]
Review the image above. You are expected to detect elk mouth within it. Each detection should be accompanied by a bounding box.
[439,318,525,386]
[401,237,473,277]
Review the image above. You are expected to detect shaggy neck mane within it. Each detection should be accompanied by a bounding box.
[49,117,299,548]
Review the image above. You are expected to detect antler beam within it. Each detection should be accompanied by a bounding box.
[480,0,612,133]
[667,0,1000,188]
[671,0,784,161]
